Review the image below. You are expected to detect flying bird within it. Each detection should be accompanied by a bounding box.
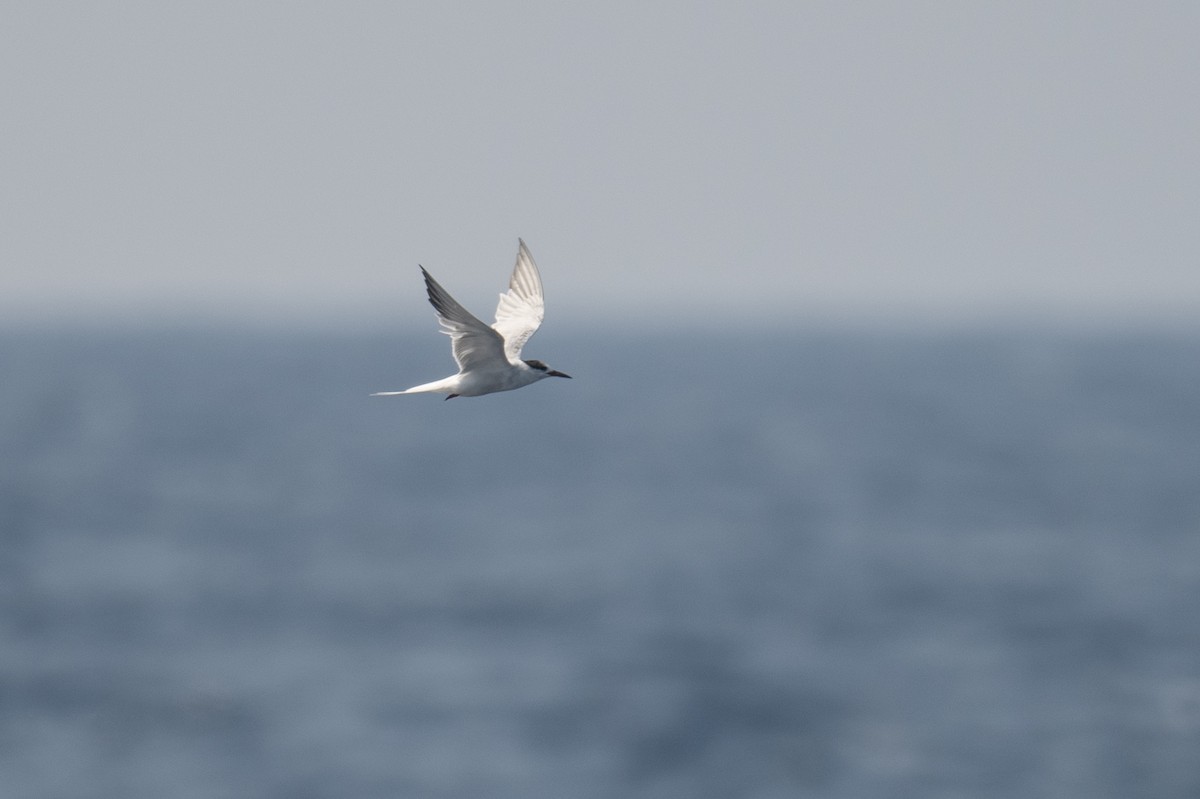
[372,239,571,399]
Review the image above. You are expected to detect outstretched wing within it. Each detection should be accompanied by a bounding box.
[421,267,507,372]
[492,239,545,361]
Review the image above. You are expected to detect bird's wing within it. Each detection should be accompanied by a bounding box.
[421,267,507,372]
[492,239,546,361]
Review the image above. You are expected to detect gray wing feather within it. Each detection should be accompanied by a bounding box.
[422,267,506,372]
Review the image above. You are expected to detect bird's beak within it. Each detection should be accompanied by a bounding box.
[548,370,572,379]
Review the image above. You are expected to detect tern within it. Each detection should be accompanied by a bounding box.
[372,239,571,399]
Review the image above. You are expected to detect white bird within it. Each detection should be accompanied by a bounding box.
[372,239,571,400]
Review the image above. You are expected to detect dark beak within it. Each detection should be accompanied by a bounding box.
[548,370,572,379]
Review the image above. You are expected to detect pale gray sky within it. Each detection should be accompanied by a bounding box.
[3,2,1197,327]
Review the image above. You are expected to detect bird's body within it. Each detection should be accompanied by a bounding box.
[372,239,571,399]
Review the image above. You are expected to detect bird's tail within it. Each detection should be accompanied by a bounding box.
[370,376,457,397]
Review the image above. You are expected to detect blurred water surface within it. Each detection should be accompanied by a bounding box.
[1,326,1198,798]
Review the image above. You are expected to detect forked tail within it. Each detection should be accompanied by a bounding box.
[370,376,458,397]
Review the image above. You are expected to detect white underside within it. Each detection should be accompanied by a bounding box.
[371,364,546,397]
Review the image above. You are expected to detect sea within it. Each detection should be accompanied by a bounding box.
[1,324,1198,798]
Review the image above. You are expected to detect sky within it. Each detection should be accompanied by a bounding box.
[2,2,1198,328]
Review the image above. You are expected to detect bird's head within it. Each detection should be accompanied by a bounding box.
[523,359,572,380]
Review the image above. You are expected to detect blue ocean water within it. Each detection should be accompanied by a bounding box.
[1,326,1198,798]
